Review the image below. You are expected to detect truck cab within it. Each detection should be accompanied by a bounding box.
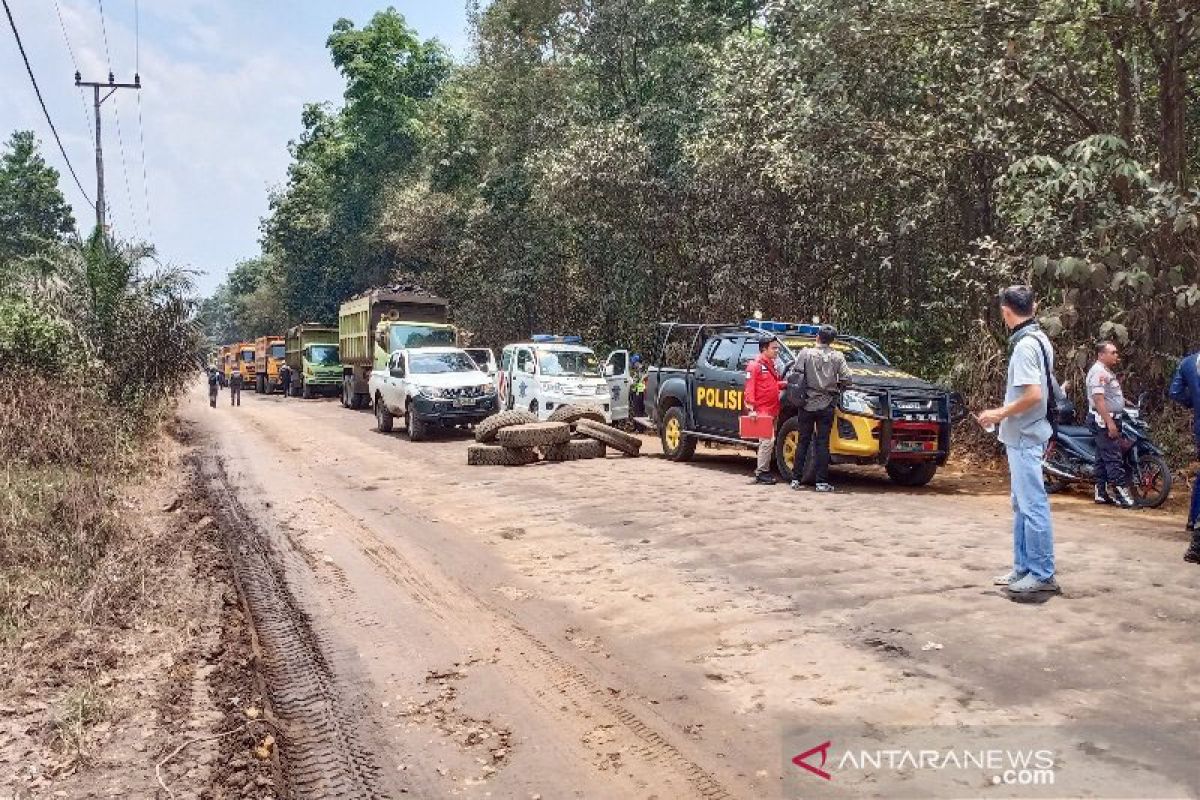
[495,336,627,422]
[368,347,498,440]
[237,343,256,386]
[286,324,341,398]
[645,321,958,487]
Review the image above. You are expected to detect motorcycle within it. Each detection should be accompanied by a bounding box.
[1042,392,1172,508]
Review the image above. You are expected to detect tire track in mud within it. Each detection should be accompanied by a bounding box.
[194,450,392,799]
[324,493,735,800]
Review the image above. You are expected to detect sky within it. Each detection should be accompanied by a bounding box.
[0,0,470,296]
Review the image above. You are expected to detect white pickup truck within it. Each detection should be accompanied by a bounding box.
[369,347,499,440]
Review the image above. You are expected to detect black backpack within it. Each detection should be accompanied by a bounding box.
[785,351,808,407]
[1031,335,1060,434]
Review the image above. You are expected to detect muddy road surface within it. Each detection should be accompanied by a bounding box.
[185,384,1199,799]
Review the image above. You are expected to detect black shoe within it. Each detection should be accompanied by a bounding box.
[1186,533,1200,564]
[753,473,777,486]
[1094,485,1114,505]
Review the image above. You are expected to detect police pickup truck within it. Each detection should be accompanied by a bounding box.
[643,321,959,486]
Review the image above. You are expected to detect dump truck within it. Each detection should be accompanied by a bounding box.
[254,335,286,394]
[285,323,341,398]
[218,344,234,387]
[338,287,457,409]
[235,342,256,387]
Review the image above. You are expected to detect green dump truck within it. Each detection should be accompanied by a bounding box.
[286,323,342,398]
[338,287,457,409]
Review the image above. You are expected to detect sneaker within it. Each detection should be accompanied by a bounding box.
[814,482,835,493]
[1093,485,1114,505]
[993,570,1027,586]
[753,473,777,486]
[789,480,803,491]
[1112,485,1135,509]
[1007,574,1061,594]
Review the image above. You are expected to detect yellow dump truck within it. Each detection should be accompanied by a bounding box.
[235,342,256,386]
[254,335,286,394]
[338,288,456,409]
[218,344,234,387]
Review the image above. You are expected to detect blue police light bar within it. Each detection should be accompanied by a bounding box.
[744,320,821,336]
[531,334,583,344]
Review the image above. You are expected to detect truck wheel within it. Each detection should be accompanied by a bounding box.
[774,416,815,483]
[541,439,606,462]
[301,380,312,399]
[474,410,538,443]
[886,461,938,487]
[659,406,696,462]
[496,422,571,448]
[467,444,539,466]
[341,378,352,408]
[576,419,641,457]
[547,404,606,427]
[374,395,394,433]
[406,402,430,442]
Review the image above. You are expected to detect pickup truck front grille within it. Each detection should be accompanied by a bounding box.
[441,385,488,399]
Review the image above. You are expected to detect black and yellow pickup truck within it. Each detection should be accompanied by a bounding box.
[643,321,961,486]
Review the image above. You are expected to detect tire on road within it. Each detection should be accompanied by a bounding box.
[885,460,938,487]
[659,405,696,462]
[547,404,606,427]
[541,439,606,462]
[467,444,540,466]
[374,395,394,433]
[497,421,571,448]
[406,402,431,442]
[474,410,538,443]
[576,419,641,457]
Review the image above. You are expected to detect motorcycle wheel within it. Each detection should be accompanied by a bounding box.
[1131,453,1172,509]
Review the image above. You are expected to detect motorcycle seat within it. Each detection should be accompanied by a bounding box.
[1057,425,1092,438]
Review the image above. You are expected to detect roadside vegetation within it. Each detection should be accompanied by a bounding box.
[0,128,200,686]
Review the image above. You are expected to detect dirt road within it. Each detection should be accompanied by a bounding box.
[185,384,1200,799]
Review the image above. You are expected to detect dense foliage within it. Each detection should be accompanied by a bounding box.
[210,1,1198,405]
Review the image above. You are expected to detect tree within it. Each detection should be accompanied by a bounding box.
[0,130,76,277]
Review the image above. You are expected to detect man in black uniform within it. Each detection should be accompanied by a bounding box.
[279,363,293,398]
[229,368,243,406]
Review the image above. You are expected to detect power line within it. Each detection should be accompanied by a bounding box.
[134,0,153,239]
[2,0,94,205]
[93,0,138,239]
[51,0,95,140]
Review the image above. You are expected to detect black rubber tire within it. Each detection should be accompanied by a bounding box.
[467,444,539,466]
[301,380,312,399]
[374,394,394,433]
[341,377,353,408]
[659,405,697,462]
[1131,453,1172,509]
[474,410,538,443]
[541,439,606,462]
[576,419,641,457]
[547,404,606,426]
[886,461,938,487]
[774,415,815,483]
[353,393,369,410]
[406,402,431,442]
[496,422,571,448]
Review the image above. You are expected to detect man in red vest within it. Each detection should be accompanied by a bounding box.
[744,336,786,485]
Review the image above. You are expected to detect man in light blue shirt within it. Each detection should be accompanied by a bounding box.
[978,286,1060,594]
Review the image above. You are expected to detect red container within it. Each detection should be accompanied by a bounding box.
[739,414,775,440]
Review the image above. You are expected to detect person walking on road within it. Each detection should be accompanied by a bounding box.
[977,286,1060,594]
[789,325,851,493]
[207,366,221,408]
[229,368,243,407]
[744,336,787,485]
[279,363,293,398]
[1169,350,1200,564]
[1087,341,1134,508]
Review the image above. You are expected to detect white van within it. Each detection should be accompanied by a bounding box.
[497,337,629,422]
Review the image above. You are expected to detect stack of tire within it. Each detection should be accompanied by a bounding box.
[467,405,642,466]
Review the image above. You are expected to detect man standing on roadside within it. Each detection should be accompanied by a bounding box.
[978,286,1060,594]
[744,336,786,485]
[1169,350,1200,563]
[279,362,293,398]
[790,325,851,493]
[1087,341,1134,508]
[229,367,243,407]
[207,366,221,408]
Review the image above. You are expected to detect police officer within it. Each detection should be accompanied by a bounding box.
[629,354,646,418]
[1086,341,1134,508]
[1169,350,1200,564]
[279,362,293,398]
[229,367,243,406]
[207,366,221,408]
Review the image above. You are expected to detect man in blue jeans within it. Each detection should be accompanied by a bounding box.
[1168,351,1200,564]
[978,286,1060,594]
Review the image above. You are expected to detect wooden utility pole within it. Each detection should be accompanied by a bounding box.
[75,70,140,232]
